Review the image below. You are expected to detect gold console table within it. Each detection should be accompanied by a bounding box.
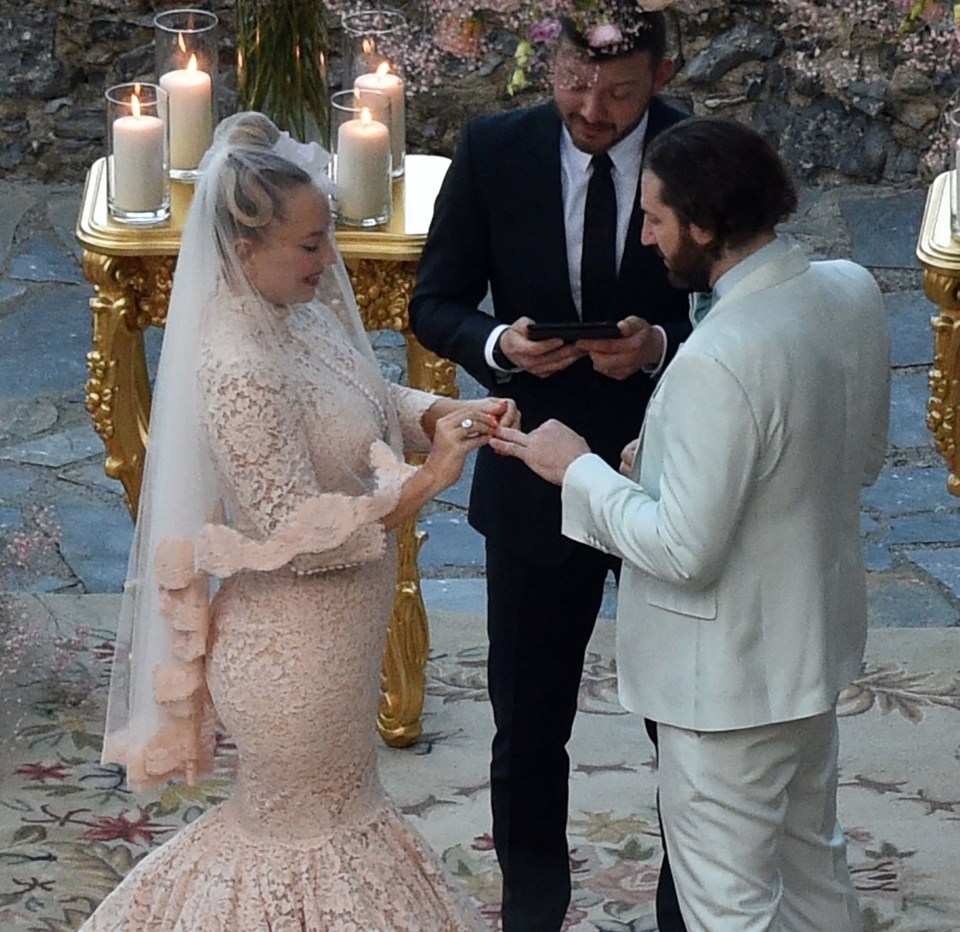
[75,153,456,747]
[916,170,960,497]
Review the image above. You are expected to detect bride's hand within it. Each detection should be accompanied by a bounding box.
[422,406,497,491]
[383,400,511,530]
[489,397,520,432]
[423,397,517,439]
[457,397,520,435]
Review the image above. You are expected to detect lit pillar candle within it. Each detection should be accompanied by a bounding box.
[112,93,165,212]
[951,107,960,238]
[159,48,213,171]
[354,62,405,173]
[336,106,391,221]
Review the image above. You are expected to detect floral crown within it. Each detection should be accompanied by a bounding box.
[508,0,676,95]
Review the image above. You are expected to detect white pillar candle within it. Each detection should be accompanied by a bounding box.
[112,94,165,212]
[953,121,960,238]
[336,107,391,221]
[159,52,213,171]
[354,62,405,172]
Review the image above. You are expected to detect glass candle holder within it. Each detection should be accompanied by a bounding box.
[342,9,406,177]
[330,89,392,227]
[949,107,960,241]
[154,8,218,182]
[105,83,170,225]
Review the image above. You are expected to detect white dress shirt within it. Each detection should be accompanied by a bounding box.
[486,112,667,374]
[561,114,648,317]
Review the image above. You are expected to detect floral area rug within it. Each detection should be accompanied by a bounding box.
[1,593,959,931]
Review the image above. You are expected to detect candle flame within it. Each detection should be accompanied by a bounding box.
[360,107,372,124]
[131,94,141,119]
[362,38,375,54]
[188,53,198,73]
[178,32,187,54]
[376,61,390,78]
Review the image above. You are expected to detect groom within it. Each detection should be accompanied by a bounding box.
[492,117,890,930]
[409,3,691,929]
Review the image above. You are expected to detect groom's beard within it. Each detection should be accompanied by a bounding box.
[662,229,714,293]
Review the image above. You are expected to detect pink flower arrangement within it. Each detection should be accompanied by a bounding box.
[586,22,623,48]
[528,17,563,44]
[772,0,960,172]
[501,0,678,94]
[773,0,960,81]
[329,1,678,94]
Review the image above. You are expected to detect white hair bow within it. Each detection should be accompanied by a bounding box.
[273,131,337,197]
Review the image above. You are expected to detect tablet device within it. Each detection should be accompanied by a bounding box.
[527,321,623,342]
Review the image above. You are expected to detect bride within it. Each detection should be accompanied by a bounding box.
[81,111,512,930]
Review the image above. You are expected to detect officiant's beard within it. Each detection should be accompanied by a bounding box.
[660,228,714,293]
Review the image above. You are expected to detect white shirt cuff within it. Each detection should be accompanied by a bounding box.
[640,325,668,377]
[484,324,522,374]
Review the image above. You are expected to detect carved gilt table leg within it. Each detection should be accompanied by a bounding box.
[922,267,960,496]
[347,257,459,746]
[82,251,174,518]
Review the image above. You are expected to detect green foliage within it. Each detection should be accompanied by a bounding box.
[235,0,331,145]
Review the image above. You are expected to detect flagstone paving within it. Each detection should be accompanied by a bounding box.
[0,176,958,633]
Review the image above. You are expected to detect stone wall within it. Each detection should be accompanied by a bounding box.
[1,0,955,185]
[0,0,237,181]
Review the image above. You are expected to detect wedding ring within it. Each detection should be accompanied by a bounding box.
[460,418,474,430]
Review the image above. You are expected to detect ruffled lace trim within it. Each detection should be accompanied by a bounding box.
[114,442,416,791]
[195,440,416,579]
[106,538,217,790]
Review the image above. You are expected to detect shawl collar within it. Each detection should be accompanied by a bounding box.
[704,243,810,324]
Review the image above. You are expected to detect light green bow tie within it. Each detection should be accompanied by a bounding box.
[690,291,715,325]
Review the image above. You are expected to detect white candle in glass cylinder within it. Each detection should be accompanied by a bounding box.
[950,107,960,238]
[336,107,391,221]
[112,94,165,212]
[354,62,405,172]
[159,50,213,170]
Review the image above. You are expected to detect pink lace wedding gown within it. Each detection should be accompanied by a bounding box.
[82,295,486,931]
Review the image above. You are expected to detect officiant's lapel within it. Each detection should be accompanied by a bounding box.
[513,106,579,323]
[615,98,690,328]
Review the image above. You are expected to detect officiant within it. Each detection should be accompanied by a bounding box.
[408,3,691,929]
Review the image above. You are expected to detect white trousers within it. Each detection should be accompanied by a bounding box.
[657,708,862,932]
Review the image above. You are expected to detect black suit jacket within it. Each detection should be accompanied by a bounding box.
[409,98,691,566]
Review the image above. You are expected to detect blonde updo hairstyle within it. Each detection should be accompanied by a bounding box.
[212,112,314,256]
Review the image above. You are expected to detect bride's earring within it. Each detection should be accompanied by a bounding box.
[235,238,256,279]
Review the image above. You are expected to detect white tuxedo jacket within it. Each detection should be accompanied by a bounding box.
[562,242,890,731]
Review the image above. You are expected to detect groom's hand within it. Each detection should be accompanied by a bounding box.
[489,419,590,486]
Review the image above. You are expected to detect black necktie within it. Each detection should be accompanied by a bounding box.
[581,152,617,321]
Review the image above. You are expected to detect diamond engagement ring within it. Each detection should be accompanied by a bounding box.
[460,418,474,430]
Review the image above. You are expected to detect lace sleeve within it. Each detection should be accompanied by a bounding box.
[389,383,438,455]
[197,357,416,578]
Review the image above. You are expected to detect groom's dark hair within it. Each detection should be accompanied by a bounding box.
[644,117,798,250]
